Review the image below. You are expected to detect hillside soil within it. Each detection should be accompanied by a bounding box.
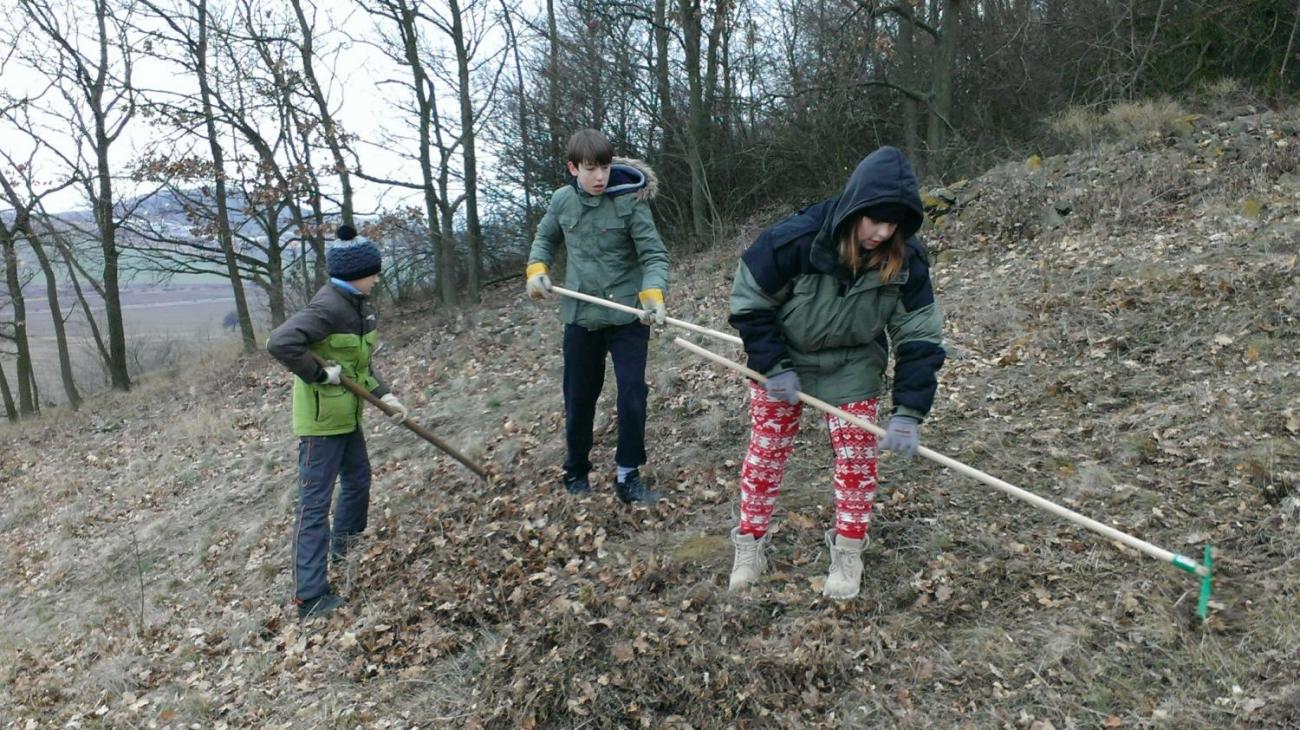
[2,107,1299,728]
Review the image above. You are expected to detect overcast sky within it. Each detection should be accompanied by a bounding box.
[0,0,505,217]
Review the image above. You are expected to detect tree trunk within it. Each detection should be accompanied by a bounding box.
[0,360,16,422]
[898,4,922,170]
[926,0,961,176]
[87,0,131,390]
[196,0,256,351]
[28,235,82,409]
[545,0,563,179]
[654,0,672,136]
[679,0,710,240]
[449,0,482,302]
[391,0,450,304]
[55,237,111,372]
[501,1,536,232]
[1,232,36,415]
[289,0,355,227]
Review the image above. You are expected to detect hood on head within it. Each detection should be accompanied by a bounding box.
[814,146,924,254]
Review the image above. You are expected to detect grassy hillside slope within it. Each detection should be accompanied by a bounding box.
[2,106,1298,728]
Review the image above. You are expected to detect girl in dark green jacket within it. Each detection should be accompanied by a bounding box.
[726,147,945,600]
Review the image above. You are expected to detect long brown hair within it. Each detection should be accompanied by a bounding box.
[839,216,906,283]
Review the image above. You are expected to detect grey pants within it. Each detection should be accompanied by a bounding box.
[292,430,370,602]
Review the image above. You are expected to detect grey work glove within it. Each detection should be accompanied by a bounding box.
[319,362,342,385]
[880,415,920,459]
[380,393,408,424]
[764,370,801,404]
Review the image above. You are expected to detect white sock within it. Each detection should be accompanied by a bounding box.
[616,465,636,483]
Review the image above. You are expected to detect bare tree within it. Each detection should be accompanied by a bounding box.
[0,149,83,411]
[288,0,359,228]
[423,0,505,301]
[138,0,259,351]
[18,0,139,390]
[359,0,459,304]
[0,222,36,415]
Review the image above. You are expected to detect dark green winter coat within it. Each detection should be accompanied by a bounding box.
[729,147,946,418]
[528,158,670,330]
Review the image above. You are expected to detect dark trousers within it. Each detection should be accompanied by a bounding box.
[293,430,371,601]
[562,321,649,477]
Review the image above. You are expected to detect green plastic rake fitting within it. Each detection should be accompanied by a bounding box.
[1171,545,1214,621]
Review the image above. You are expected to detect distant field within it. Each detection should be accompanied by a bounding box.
[3,283,270,405]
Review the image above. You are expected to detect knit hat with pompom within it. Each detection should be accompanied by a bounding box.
[326,224,381,281]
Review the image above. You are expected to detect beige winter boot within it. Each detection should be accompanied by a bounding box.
[728,527,769,591]
[823,528,868,600]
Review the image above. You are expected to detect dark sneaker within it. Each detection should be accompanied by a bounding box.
[297,592,344,619]
[563,472,591,495]
[615,469,660,505]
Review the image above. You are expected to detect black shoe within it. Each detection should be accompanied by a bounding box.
[564,472,591,495]
[615,469,660,505]
[297,592,344,619]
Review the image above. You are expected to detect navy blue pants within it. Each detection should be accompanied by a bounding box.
[293,430,371,602]
[562,321,649,477]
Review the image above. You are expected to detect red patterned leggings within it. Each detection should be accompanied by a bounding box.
[738,381,879,540]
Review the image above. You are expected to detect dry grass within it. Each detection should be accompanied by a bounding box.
[1049,98,1193,147]
[3,104,1300,728]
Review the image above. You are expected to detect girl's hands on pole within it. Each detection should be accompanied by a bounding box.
[764,370,801,404]
[880,415,920,459]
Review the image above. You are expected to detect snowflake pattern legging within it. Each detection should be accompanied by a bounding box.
[738,380,879,540]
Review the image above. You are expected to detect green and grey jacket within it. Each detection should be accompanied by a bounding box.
[728,146,946,418]
[267,281,389,437]
[528,157,670,329]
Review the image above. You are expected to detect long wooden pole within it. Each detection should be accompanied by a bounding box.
[551,285,742,345]
[309,353,489,481]
[672,337,1210,578]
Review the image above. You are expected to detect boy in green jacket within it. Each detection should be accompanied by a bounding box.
[267,225,408,618]
[526,129,670,503]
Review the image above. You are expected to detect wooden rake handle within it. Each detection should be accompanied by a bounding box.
[672,336,1210,578]
[550,285,742,345]
[309,353,489,481]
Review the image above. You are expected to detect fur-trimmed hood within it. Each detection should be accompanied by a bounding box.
[570,156,659,202]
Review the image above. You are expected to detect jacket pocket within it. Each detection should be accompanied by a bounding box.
[314,384,356,431]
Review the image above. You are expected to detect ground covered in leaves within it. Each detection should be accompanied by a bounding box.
[2,105,1299,728]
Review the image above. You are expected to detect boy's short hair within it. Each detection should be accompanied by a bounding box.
[567,129,613,166]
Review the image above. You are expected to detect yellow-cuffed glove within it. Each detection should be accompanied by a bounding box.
[525,262,552,300]
[637,288,666,326]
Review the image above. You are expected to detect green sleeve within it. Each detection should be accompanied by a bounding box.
[628,200,669,292]
[528,190,565,265]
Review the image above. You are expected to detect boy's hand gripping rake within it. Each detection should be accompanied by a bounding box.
[309,353,490,481]
[671,337,1215,621]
